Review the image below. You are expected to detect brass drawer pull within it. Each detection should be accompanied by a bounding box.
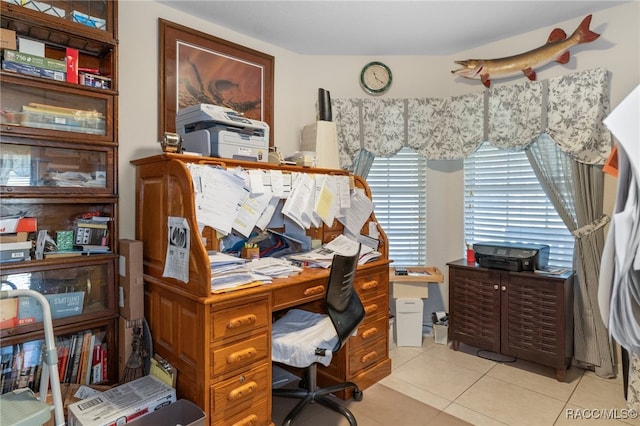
[362,328,378,340]
[361,280,378,290]
[227,314,257,329]
[227,347,257,364]
[227,381,258,401]
[361,351,378,364]
[231,414,258,426]
[303,285,325,296]
[364,304,378,315]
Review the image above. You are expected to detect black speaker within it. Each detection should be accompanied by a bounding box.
[318,88,332,121]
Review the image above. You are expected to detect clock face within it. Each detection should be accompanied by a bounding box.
[361,62,392,95]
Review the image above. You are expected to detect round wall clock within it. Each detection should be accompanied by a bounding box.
[360,61,392,95]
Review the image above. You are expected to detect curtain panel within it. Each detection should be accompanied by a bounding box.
[333,67,611,167]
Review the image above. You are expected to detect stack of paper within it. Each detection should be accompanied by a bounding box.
[289,235,378,268]
[246,257,303,278]
[209,252,302,292]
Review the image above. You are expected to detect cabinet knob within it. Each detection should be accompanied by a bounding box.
[303,285,325,296]
[364,304,378,315]
[231,414,258,426]
[227,381,258,401]
[501,285,506,291]
[227,314,257,329]
[494,285,499,290]
[361,280,378,290]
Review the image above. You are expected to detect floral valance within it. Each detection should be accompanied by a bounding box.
[333,68,612,167]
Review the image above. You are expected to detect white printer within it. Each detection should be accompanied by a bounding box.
[176,104,269,162]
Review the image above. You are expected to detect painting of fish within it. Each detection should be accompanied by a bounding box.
[451,15,600,88]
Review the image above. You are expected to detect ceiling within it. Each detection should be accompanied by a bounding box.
[154,0,627,56]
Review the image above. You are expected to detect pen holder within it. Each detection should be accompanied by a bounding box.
[241,247,260,260]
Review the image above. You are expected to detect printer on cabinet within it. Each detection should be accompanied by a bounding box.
[473,242,550,272]
[176,104,269,162]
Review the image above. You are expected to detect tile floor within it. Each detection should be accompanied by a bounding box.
[381,328,639,426]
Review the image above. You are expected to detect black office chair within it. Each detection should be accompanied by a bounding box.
[272,249,365,426]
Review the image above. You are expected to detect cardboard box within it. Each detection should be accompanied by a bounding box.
[67,375,176,426]
[0,297,18,329]
[127,399,205,426]
[0,217,37,234]
[118,316,145,383]
[118,239,144,319]
[4,49,67,72]
[42,384,113,426]
[0,28,17,50]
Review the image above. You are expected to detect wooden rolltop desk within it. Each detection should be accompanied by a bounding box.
[131,154,392,426]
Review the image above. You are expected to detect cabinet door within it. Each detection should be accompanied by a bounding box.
[0,141,115,195]
[0,257,117,338]
[449,266,501,352]
[501,273,565,366]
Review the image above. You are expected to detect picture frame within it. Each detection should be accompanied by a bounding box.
[158,19,274,146]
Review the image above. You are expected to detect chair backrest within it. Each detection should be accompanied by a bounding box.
[325,248,365,353]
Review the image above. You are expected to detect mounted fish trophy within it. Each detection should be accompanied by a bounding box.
[452,15,600,88]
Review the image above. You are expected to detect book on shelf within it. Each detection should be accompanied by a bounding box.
[79,71,111,89]
[44,250,83,259]
[88,331,106,384]
[0,241,32,251]
[77,331,93,385]
[57,336,71,383]
[73,244,111,254]
[0,232,30,244]
[67,333,84,384]
[1,345,15,393]
[1,60,66,81]
[0,240,32,263]
[3,49,66,72]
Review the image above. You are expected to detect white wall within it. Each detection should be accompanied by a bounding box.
[119,1,639,311]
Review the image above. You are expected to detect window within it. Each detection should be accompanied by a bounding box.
[464,142,574,268]
[367,147,427,266]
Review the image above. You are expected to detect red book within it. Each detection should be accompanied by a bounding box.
[65,47,79,83]
[57,345,69,380]
[91,343,102,383]
[101,344,107,382]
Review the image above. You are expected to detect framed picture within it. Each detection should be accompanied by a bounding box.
[158,19,274,146]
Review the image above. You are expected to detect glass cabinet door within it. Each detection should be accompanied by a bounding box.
[0,260,114,326]
[0,77,113,141]
[0,142,112,191]
[2,0,114,36]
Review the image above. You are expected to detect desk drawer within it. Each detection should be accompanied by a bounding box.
[348,338,388,377]
[361,293,387,322]
[211,399,269,426]
[211,297,270,341]
[211,363,269,423]
[272,280,326,309]
[211,330,269,378]
[351,315,389,351]
[355,270,387,299]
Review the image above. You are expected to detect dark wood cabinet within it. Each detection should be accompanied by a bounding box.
[448,259,574,381]
[1,0,118,390]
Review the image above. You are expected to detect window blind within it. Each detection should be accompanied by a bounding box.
[367,147,427,266]
[464,143,574,268]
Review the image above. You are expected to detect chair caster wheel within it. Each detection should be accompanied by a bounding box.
[352,389,363,401]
